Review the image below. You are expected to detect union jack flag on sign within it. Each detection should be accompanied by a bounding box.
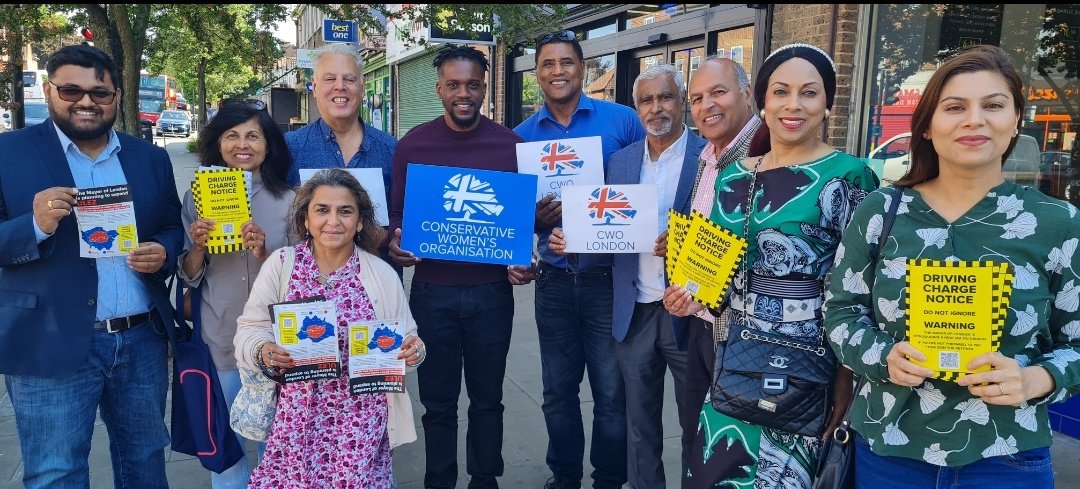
[539,142,585,176]
[587,187,637,225]
[443,173,504,224]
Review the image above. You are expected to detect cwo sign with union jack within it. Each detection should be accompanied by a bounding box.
[560,184,659,254]
[515,136,605,201]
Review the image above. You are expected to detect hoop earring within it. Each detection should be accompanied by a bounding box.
[759,109,765,119]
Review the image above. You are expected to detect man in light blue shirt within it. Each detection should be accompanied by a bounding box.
[513,31,645,489]
[0,45,183,489]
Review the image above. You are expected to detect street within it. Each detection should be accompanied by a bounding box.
[0,135,1076,488]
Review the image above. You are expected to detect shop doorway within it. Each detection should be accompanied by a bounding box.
[631,39,706,129]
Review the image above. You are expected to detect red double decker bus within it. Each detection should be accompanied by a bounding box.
[138,72,181,125]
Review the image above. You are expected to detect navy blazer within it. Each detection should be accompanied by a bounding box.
[0,120,184,377]
[609,129,707,350]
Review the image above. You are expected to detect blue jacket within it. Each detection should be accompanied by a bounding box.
[0,121,183,376]
[608,130,707,349]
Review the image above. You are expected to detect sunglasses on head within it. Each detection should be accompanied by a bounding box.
[49,81,117,104]
[225,98,267,111]
[536,30,576,46]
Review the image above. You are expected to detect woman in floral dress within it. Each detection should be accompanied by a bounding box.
[824,45,1080,488]
[235,169,424,488]
[666,43,879,488]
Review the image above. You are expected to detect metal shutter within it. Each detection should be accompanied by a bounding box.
[396,50,443,136]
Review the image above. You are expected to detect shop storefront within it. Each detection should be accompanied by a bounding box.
[363,53,393,134]
[855,4,1079,205]
[505,4,763,129]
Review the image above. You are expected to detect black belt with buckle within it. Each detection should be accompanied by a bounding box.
[93,312,151,333]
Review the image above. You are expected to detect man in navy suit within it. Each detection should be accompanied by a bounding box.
[0,45,183,489]
[550,64,706,488]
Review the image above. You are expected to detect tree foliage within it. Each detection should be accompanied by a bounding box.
[0,5,70,111]
[147,4,286,127]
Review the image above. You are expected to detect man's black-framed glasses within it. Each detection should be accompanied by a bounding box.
[536,30,576,47]
[48,81,117,104]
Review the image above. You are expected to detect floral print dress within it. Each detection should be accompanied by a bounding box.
[685,151,878,489]
[249,242,392,489]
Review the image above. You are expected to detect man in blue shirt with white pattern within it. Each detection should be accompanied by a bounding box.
[285,43,397,269]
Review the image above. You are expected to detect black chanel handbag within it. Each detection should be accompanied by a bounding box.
[709,155,837,437]
[712,323,836,437]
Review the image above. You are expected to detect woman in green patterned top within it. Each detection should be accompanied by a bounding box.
[666,43,878,488]
[824,45,1080,487]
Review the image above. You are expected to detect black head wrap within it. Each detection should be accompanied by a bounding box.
[753,43,837,111]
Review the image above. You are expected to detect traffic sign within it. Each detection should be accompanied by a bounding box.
[323,19,357,44]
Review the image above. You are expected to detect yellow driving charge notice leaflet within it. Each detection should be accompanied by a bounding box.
[665,209,747,309]
[191,167,252,254]
[904,259,1013,381]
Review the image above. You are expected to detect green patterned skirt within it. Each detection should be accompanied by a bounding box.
[685,394,822,489]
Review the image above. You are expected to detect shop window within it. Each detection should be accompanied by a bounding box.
[713,26,755,80]
[585,21,618,40]
[625,4,709,30]
[584,54,617,101]
[864,4,1079,204]
[519,70,543,125]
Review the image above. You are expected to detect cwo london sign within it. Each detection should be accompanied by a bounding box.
[400,163,536,266]
[561,184,658,253]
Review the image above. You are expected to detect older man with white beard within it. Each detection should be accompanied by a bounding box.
[549,63,706,488]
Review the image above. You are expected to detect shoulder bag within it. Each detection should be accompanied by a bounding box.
[710,155,836,437]
[168,278,246,473]
[813,185,905,489]
[229,246,295,442]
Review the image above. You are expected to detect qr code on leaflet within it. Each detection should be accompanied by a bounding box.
[686,281,700,295]
[939,351,960,370]
[222,223,234,235]
[122,240,133,249]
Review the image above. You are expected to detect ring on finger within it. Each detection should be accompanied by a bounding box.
[47,199,55,210]
[997,384,1006,396]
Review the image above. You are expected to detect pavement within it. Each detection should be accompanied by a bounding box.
[0,134,1078,488]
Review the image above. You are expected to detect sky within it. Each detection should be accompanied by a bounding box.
[274,16,297,45]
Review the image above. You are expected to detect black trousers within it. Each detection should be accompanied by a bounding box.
[682,316,716,481]
[412,281,515,489]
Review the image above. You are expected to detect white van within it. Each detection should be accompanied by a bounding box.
[23,70,48,101]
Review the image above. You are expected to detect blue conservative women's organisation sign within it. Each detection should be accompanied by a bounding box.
[401,163,537,266]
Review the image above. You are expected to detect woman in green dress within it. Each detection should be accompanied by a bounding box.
[824,44,1079,488]
[666,43,879,488]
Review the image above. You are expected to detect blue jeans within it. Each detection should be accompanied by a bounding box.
[412,281,515,489]
[5,322,170,489]
[535,263,626,488]
[212,369,253,489]
[855,433,1054,488]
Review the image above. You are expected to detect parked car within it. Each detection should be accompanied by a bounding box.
[24,101,49,127]
[1002,134,1041,187]
[868,132,912,183]
[869,132,1041,187]
[1038,150,1075,198]
[155,109,190,137]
